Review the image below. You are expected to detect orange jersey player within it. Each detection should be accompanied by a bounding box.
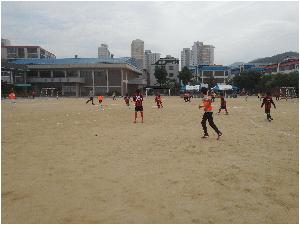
[199,87,222,140]
[98,95,104,104]
[155,94,163,108]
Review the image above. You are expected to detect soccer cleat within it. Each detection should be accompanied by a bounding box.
[201,134,209,139]
[217,132,222,140]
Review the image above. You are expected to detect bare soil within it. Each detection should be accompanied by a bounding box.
[1,96,298,223]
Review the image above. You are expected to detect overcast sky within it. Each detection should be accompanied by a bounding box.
[1,1,299,65]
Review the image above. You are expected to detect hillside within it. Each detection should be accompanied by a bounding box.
[249,51,299,64]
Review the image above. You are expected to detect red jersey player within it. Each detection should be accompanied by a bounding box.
[133,89,144,123]
[124,93,130,107]
[261,92,276,122]
[155,94,163,108]
[217,93,228,115]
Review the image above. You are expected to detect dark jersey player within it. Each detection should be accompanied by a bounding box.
[155,94,163,108]
[133,89,144,123]
[261,92,276,122]
[124,93,130,107]
[218,93,228,115]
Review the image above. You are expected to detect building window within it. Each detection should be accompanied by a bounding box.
[169,66,174,70]
[18,48,25,58]
[27,48,37,53]
[7,47,17,53]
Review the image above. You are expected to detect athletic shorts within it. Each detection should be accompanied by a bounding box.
[135,106,143,112]
[220,106,226,109]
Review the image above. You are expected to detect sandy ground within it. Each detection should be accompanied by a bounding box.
[1,96,299,223]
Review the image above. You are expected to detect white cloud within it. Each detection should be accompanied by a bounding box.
[1,1,298,64]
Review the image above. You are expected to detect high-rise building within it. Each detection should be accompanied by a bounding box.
[131,39,144,69]
[98,44,110,58]
[144,50,160,72]
[181,48,192,69]
[201,45,214,65]
[191,41,214,66]
[144,50,161,85]
[1,38,11,46]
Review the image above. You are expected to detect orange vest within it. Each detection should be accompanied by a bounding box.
[98,96,104,101]
[202,96,212,112]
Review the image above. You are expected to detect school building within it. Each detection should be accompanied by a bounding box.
[6,57,146,96]
[193,65,230,85]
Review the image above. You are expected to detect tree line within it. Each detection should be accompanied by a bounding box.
[228,71,299,94]
[154,65,298,95]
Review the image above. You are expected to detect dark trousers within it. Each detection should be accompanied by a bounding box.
[86,97,94,104]
[265,109,272,119]
[201,112,221,135]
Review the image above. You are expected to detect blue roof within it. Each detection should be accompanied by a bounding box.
[197,65,229,71]
[9,57,141,70]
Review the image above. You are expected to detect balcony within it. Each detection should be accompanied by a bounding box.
[28,77,85,83]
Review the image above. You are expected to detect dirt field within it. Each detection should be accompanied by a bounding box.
[1,96,299,223]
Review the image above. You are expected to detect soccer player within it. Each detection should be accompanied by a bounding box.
[155,93,163,108]
[245,92,249,101]
[124,93,130,107]
[112,91,116,100]
[211,91,216,102]
[8,90,16,104]
[183,92,191,102]
[261,92,276,122]
[32,90,36,99]
[133,89,144,123]
[86,88,95,105]
[98,95,104,109]
[199,87,222,140]
[217,93,228,115]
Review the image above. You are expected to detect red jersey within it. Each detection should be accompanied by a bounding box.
[133,94,143,107]
[124,96,130,103]
[261,96,275,110]
[155,96,162,103]
[220,97,226,107]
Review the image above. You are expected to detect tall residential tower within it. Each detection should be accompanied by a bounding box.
[98,44,111,58]
[131,39,144,69]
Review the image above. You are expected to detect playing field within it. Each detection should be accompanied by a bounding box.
[2,96,299,223]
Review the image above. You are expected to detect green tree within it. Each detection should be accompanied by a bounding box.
[178,66,192,85]
[231,71,262,93]
[166,78,180,95]
[154,66,168,86]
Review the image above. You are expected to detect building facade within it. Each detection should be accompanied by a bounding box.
[98,44,111,58]
[149,55,179,86]
[262,57,299,74]
[1,38,11,46]
[131,39,144,69]
[201,45,214,65]
[1,45,56,60]
[7,57,146,96]
[193,65,230,86]
[191,41,214,66]
[144,50,161,85]
[181,48,192,70]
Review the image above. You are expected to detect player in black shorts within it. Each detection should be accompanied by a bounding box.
[133,89,144,123]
